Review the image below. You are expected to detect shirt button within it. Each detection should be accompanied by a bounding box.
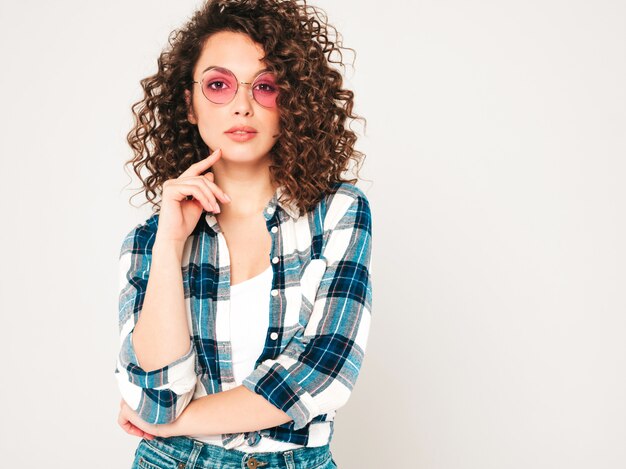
[271,256,279,264]
[266,207,275,215]
[271,226,278,233]
[271,289,278,296]
[270,332,279,340]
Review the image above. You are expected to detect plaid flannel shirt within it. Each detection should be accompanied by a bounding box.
[114,182,373,448]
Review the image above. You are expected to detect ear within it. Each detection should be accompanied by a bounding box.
[184,89,198,125]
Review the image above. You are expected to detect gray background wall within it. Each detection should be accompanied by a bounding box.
[0,0,624,467]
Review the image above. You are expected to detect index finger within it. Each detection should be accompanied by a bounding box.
[180,148,222,178]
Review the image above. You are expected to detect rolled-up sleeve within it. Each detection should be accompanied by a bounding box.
[242,187,373,430]
[114,218,197,424]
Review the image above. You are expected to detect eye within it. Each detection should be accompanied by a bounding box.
[254,82,278,94]
[207,80,230,91]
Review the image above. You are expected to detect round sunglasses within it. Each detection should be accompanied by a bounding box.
[192,66,279,108]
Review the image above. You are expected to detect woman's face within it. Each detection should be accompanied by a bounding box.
[185,31,280,164]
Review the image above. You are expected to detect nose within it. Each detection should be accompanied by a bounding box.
[232,81,254,116]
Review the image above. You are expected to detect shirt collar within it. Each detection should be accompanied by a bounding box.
[204,185,300,233]
[273,185,301,219]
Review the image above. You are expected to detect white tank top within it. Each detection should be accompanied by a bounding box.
[191,265,306,452]
[230,265,273,385]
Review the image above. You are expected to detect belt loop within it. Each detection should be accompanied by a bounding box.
[183,440,204,469]
[283,450,295,469]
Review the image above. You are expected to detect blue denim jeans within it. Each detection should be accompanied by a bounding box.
[131,436,338,469]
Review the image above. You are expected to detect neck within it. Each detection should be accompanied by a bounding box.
[210,156,277,218]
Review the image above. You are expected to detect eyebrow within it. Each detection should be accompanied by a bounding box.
[200,65,271,78]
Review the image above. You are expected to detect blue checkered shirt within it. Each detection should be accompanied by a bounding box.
[114,182,372,448]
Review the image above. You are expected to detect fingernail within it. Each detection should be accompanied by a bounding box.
[224,193,231,202]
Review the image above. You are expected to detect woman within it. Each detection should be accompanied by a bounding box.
[115,1,372,467]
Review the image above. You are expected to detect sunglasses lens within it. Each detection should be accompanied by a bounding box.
[200,68,279,107]
[201,68,237,104]
[252,72,279,108]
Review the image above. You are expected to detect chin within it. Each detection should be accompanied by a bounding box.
[221,145,273,163]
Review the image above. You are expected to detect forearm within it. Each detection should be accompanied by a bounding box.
[131,238,191,371]
[167,385,292,436]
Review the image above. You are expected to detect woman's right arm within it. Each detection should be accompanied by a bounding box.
[115,148,229,425]
[114,223,197,425]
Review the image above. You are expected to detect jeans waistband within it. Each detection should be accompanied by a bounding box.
[140,435,332,469]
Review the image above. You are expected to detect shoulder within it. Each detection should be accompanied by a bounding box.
[327,181,369,203]
[319,182,371,229]
[119,213,160,258]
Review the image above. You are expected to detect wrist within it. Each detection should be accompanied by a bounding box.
[152,237,185,263]
[159,400,194,438]
[157,418,182,438]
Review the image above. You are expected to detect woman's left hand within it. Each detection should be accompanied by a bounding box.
[118,399,174,439]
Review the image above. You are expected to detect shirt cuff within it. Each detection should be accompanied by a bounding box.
[118,332,197,392]
[241,358,320,431]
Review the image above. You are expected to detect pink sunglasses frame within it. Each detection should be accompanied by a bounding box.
[191,66,279,108]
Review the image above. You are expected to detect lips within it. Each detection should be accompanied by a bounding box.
[225,125,258,134]
[225,126,258,142]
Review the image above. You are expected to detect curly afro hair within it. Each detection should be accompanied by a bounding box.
[125,0,366,217]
